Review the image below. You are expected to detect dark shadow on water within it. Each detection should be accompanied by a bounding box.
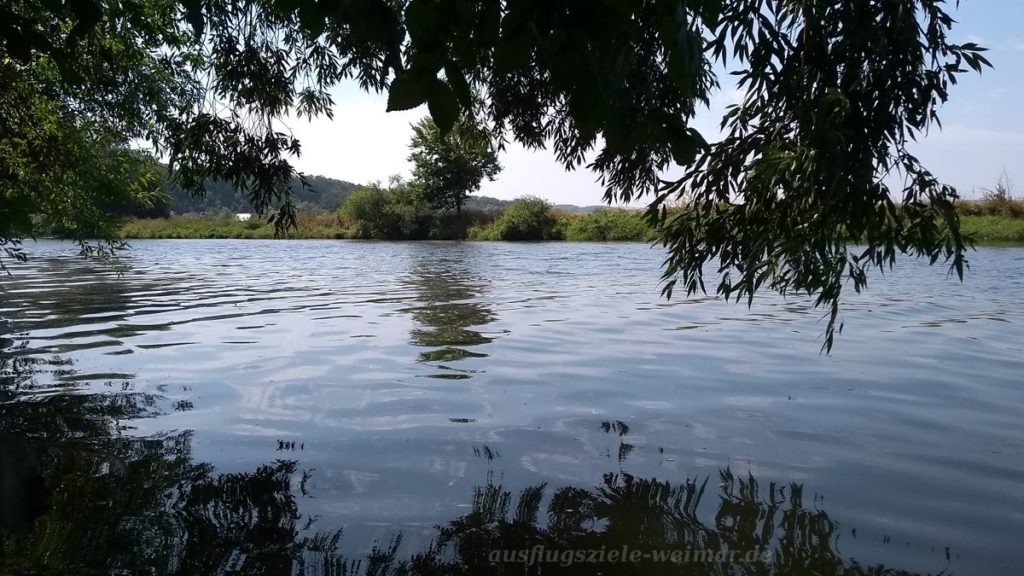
[0,340,936,575]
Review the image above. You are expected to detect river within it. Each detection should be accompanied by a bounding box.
[1,239,1022,574]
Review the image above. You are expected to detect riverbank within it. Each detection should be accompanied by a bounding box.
[120,205,660,242]
[120,205,1024,244]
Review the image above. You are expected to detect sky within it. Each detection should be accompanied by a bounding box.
[282,1,1024,206]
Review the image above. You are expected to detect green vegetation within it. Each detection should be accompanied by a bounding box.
[960,217,1024,244]
[562,209,655,242]
[409,117,502,214]
[125,190,669,242]
[954,175,1024,243]
[470,197,560,241]
[123,200,1024,246]
[122,212,347,240]
[335,180,496,240]
[122,169,1024,245]
[958,174,1024,219]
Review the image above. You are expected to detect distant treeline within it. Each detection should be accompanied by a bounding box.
[99,156,629,218]
[122,189,657,242]
[122,197,1024,246]
[143,175,539,216]
[314,181,656,241]
[165,174,360,214]
[117,175,1024,244]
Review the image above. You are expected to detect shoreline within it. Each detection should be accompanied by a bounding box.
[116,214,1024,246]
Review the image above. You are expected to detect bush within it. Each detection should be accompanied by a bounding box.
[958,173,1024,219]
[338,183,432,239]
[475,196,560,240]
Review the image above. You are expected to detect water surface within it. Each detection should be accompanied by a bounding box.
[1,240,1022,574]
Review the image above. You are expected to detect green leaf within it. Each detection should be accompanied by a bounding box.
[667,29,701,90]
[69,0,104,38]
[387,71,432,111]
[494,26,533,75]
[699,0,723,28]
[569,90,604,142]
[428,80,460,135]
[444,62,473,109]
[406,0,439,45]
[475,1,501,52]
[299,1,325,38]
[182,0,205,38]
[347,0,402,48]
[667,125,703,166]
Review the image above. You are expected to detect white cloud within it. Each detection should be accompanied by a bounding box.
[284,91,423,185]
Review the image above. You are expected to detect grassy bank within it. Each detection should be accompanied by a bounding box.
[120,208,654,241]
[121,196,1024,245]
[121,212,349,239]
[960,215,1024,243]
[122,194,659,242]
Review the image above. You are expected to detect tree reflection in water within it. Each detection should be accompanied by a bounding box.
[401,250,496,378]
[1,340,928,575]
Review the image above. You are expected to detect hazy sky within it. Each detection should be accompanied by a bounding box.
[284,1,1023,206]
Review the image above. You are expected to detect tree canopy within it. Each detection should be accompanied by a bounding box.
[0,0,990,348]
[409,115,502,214]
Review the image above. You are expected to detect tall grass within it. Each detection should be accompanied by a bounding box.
[957,198,1024,219]
[957,172,1024,218]
[960,216,1024,243]
[561,209,656,241]
[122,212,349,239]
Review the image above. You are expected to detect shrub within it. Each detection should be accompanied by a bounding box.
[958,173,1024,219]
[339,186,396,238]
[337,183,433,239]
[479,196,560,240]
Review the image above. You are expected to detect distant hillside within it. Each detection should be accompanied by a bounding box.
[463,195,510,212]
[553,204,606,213]
[165,174,606,215]
[166,174,359,214]
[464,199,609,213]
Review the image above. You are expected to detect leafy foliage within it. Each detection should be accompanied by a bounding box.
[409,116,502,214]
[0,0,195,267]
[651,0,989,350]
[339,180,429,239]
[338,178,498,240]
[474,196,561,241]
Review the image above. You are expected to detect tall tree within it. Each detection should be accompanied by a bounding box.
[0,0,990,347]
[408,116,501,214]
